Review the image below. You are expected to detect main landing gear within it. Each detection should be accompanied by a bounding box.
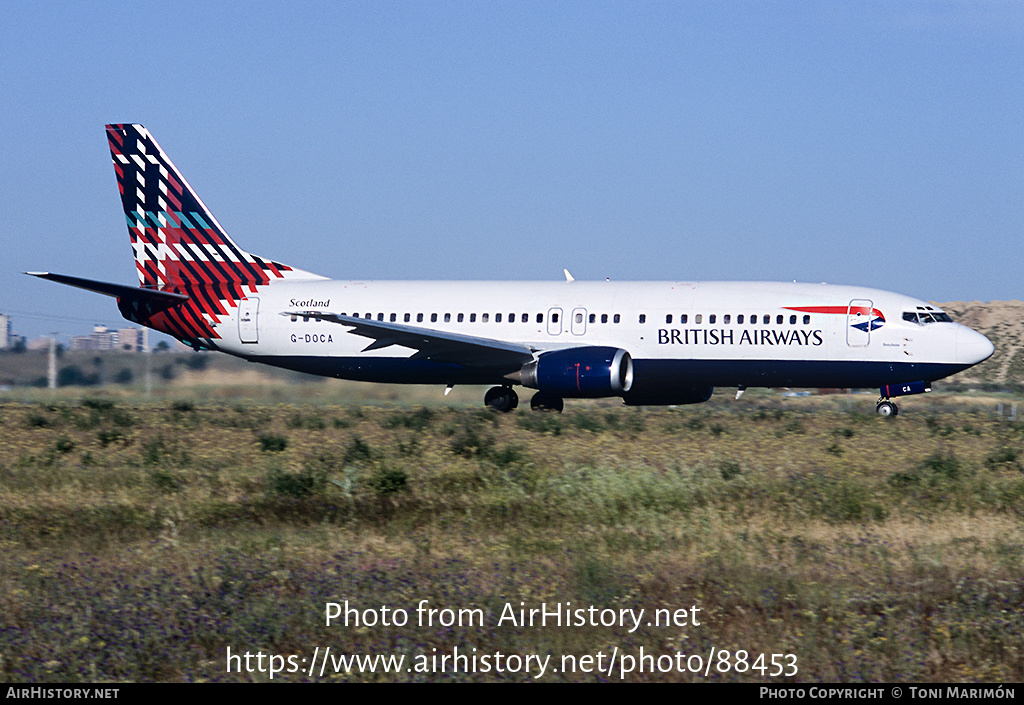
[484,386,518,413]
[483,386,564,413]
[530,392,564,413]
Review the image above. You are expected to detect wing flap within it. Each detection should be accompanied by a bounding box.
[282,311,536,369]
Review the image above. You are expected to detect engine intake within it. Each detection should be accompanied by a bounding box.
[514,347,633,398]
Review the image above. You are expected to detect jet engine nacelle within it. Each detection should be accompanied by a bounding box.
[517,347,634,398]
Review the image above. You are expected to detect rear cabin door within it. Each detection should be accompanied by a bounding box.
[238,297,259,343]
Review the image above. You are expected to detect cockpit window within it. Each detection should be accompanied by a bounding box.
[903,310,953,325]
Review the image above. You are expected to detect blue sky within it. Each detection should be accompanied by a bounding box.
[2,1,1022,342]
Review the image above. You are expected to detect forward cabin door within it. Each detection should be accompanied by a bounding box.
[570,307,588,336]
[238,297,259,343]
[846,299,872,347]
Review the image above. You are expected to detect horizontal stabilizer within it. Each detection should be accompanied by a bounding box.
[25,272,190,304]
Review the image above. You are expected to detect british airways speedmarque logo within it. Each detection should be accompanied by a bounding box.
[783,306,885,332]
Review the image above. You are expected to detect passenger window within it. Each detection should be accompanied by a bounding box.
[776,315,783,324]
[576,313,584,324]
[803,315,810,325]
[404,313,410,322]
[723,314,731,324]
[709,314,716,324]
[763,314,770,324]
[417,313,424,322]
[496,313,502,323]
[613,314,621,323]
[458,313,465,322]
[482,313,489,323]
[639,314,646,324]
[390,313,397,322]
[680,314,688,324]
[431,313,437,323]
[537,313,543,323]
[666,314,673,324]
[790,315,797,324]
[521,313,527,323]
[737,315,743,324]
[377,313,384,321]
[444,313,451,323]
[601,314,608,323]
[552,312,559,323]
[589,313,596,323]
[695,314,702,324]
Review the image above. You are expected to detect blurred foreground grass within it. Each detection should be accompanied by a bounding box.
[0,391,1022,682]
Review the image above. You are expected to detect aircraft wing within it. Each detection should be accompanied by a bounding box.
[282,311,537,369]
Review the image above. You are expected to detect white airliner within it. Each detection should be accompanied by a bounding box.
[29,124,994,415]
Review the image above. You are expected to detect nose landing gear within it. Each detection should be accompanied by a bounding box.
[876,381,931,416]
[876,399,899,417]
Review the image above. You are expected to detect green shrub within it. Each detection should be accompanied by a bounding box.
[343,437,375,463]
[719,460,742,481]
[383,408,435,431]
[257,433,288,452]
[267,466,322,498]
[374,466,408,497]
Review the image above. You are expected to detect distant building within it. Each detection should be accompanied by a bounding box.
[0,313,10,349]
[69,335,94,351]
[118,328,143,352]
[70,325,120,351]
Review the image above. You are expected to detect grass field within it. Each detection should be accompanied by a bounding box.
[0,388,1022,682]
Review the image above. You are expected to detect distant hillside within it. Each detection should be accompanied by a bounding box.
[938,301,1024,389]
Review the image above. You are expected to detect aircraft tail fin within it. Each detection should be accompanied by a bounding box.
[105,124,323,293]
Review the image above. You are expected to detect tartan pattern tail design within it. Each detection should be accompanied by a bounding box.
[105,124,302,342]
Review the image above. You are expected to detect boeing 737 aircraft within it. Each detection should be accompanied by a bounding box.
[29,124,994,415]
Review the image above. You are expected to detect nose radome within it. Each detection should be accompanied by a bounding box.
[957,326,995,365]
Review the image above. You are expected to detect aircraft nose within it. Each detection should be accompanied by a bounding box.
[957,326,995,365]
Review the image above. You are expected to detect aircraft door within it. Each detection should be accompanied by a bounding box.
[547,307,563,335]
[846,299,872,347]
[239,297,259,343]
[571,307,587,336]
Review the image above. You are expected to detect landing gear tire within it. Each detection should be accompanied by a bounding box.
[876,400,899,417]
[485,386,519,413]
[530,392,564,413]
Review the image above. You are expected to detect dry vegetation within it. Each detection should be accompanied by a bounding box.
[0,389,1022,682]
